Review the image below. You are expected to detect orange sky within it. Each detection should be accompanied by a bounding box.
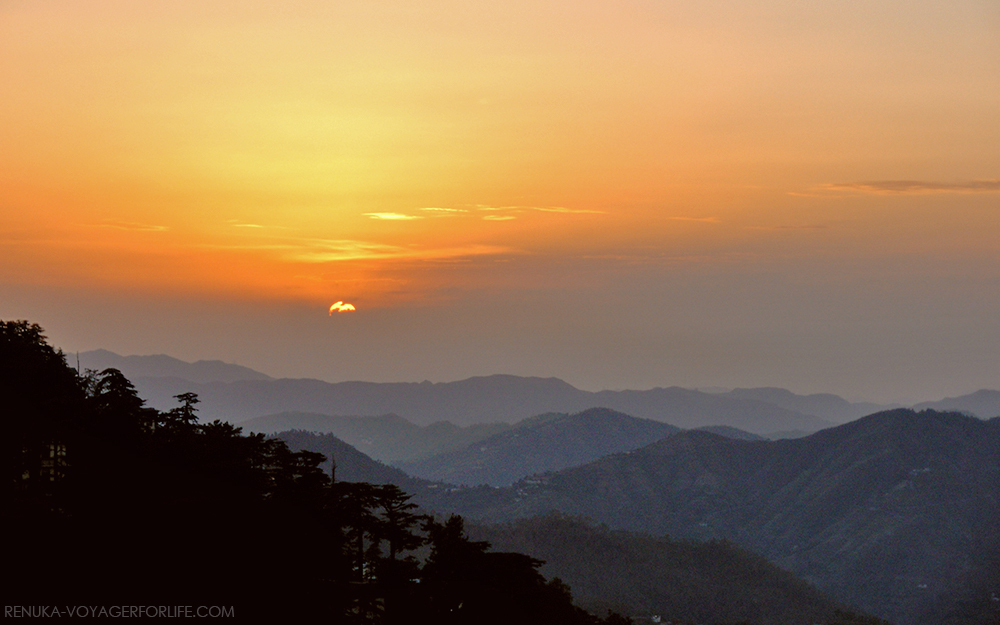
[2,0,999,400]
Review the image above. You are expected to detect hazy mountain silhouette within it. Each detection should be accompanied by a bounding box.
[78,349,272,384]
[124,373,842,435]
[249,412,508,463]
[913,389,1000,419]
[428,410,1000,625]
[398,408,680,487]
[723,387,890,422]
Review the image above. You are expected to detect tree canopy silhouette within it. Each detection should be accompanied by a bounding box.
[2,319,624,624]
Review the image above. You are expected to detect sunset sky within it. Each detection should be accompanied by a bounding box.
[3,0,999,402]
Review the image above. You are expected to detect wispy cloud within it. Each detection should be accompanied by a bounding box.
[200,235,514,264]
[531,206,604,214]
[482,215,517,221]
[419,207,468,213]
[291,239,512,263]
[364,212,424,220]
[670,216,720,223]
[225,220,290,230]
[87,220,168,232]
[475,204,604,215]
[747,224,828,231]
[816,179,1000,195]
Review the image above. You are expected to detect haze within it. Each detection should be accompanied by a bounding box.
[3,0,999,403]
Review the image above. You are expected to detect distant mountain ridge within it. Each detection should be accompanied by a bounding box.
[124,373,843,435]
[722,387,890,422]
[914,389,1000,419]
[78,349,272,384]
[244,412,509,463]
[86,349,999,433]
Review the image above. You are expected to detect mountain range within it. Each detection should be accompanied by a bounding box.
[274,408,1000,625]
[272,431,885,625]
[427,409,1000,625]
[73,348,1000,624]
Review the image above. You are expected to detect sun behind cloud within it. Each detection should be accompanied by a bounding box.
[329,301,357,314]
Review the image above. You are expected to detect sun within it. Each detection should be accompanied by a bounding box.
[329,301,357,315]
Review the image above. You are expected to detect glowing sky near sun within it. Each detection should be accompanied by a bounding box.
[2,0,999,400]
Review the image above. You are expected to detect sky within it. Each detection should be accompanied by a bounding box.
[2,0,999,403]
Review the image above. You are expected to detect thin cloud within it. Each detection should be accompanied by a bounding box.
[87,221,168,232]
[419,207,468,213]
[201,237,512,263]
[482,215,517,221]
[364,212,423,220]
[292,239,512,263]
[818,179,1000,195]
[747,224,828,231]
[475,205,604,215]
[532,206,604,214]
[226,220,289,230]
[670,216,720,223]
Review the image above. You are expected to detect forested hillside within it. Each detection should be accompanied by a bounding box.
[468,515,886,625]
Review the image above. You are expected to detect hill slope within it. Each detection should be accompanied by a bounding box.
[468,515,886,625]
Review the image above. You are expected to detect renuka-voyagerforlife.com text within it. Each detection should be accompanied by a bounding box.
[4,606,235,618]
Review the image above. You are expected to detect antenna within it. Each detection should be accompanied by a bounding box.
[76,351,80,374]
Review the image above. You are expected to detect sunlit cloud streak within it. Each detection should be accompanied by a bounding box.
[818,179,1000,195]
[670,216,720,223]
[86,221,168,232]
[364,212,424,220]
[290,239,513,264]
[197,236,514,264]
[747,224,828,231]
[475,205,604,215]
[532,206,604,214]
